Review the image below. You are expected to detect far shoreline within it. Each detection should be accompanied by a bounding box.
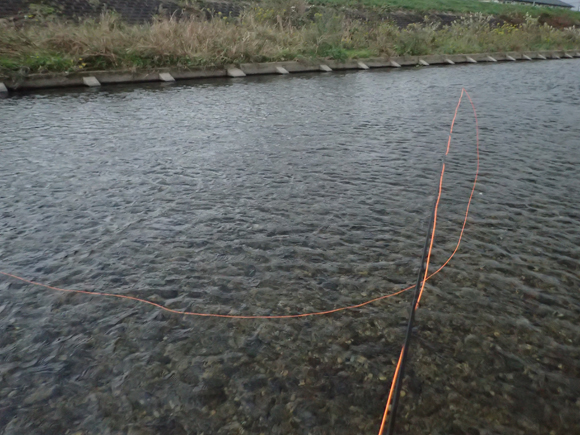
[2,50,579,94]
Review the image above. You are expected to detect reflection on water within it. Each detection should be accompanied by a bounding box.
[1,60,579,434]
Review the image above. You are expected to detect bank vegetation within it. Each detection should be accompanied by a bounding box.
[1,1,579,77]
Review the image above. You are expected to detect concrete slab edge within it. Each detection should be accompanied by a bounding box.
[226,67,246,78]
[2,50,577,93]
[82,76,101,87]
[159,72,175,82]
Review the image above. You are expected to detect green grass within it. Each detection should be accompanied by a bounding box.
[312,0,580,17]
[0,53,78,73]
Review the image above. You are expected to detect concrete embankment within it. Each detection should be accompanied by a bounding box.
[1,50,579,94]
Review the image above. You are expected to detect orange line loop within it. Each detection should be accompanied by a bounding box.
[0,89,478,322]
[0,90,479,319]
[0,87,480,435]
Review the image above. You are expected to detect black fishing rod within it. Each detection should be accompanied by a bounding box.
[385,159,444,435]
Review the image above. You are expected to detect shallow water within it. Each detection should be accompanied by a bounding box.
[1,60,579,435]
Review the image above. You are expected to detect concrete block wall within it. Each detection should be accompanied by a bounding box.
[1,50,579,94]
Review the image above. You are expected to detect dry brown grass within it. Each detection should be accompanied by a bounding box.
[1,11,579,76]
[0,14,309,73]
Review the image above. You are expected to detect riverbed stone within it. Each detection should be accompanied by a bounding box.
[23,385,55,405]
[464,334,481,348]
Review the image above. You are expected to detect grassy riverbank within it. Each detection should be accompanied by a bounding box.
[1,0,580,77]
[314,0,580,17]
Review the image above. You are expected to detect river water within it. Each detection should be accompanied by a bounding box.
[1,60,579,435]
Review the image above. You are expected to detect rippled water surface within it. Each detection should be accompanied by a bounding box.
[1,60,579,435]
